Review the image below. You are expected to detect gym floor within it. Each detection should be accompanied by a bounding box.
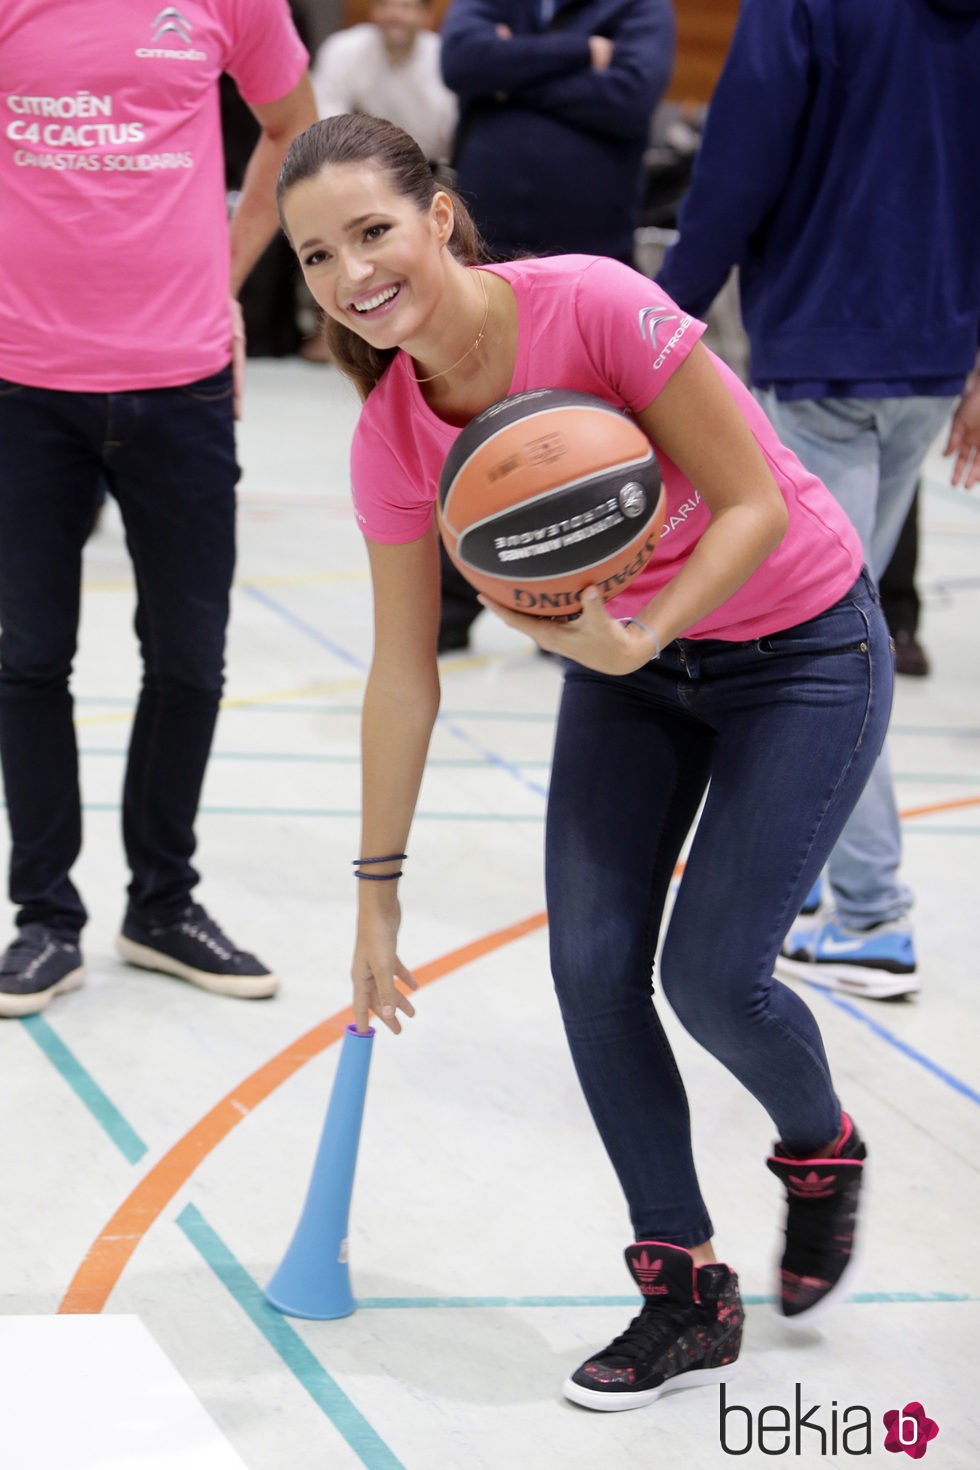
[1,357,977,1469]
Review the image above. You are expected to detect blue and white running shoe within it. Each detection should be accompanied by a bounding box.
[800,876,824,915]
[777,912,919,1000]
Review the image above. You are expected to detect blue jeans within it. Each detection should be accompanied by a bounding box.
[0,370,239,937]
[755,392,954,925]
[545,571,891,1245]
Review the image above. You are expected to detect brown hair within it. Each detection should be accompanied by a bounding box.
[277,114,489,400]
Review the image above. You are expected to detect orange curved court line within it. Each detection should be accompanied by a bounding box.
[58,910,549,1315]
[900,793,980,820]
[56,793,978,1316]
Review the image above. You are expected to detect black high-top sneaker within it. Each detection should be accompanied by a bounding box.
[562,1242,743,1411]
[767,1111,867,1326]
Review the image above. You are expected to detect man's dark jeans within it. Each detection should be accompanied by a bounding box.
[0,367,238,937]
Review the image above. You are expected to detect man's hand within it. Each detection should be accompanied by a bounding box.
[944,372,980,489]
[589,35,614,71]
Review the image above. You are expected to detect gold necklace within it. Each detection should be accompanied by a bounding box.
[405,271,490,384]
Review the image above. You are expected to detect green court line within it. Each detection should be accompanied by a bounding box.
[18,1014,148,1165]
[177,1204,407,1470]
[75,748,976,783]
[9,802,978,833]
[354,1290,976,1309]
[923,477,980,513]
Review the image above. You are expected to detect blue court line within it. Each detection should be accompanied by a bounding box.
[244,587,553,804]
[806,986,980,1105]
[176,1204,407,1470]
[240,584,370,675]
[18,1014,148,1165]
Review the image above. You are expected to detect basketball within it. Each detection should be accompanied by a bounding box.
[437,389,665,618]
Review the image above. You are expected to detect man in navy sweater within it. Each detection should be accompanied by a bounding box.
[435,0,675,648]
[658,0,980,1000]
[440,0,673,261]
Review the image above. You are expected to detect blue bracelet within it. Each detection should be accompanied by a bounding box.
[354,870,403,881]
[352,853,407,865]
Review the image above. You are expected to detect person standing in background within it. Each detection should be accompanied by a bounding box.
[440,0,674,261]
[435,0,675,650]
[656,0,980,1001]
[312,0,457,165]
[0,0,317,1017]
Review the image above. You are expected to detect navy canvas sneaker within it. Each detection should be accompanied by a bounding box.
[0,924,84,1018]
[117,902,278,999]
[563,1242,743,1411]
[767,1112,867,1326]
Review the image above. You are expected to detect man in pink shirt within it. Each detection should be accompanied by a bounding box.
[0,1,316,1016]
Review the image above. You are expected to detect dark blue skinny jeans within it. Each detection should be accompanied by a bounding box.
[0,368,238,938]
[545,570,891,1247]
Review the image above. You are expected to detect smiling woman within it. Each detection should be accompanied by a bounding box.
[277,115,491,401]
[273,113,892,1418]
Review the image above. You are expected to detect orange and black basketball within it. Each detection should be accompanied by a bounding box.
[436,389,665,617]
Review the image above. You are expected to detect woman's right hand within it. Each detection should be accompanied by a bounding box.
[352,901,418,1035]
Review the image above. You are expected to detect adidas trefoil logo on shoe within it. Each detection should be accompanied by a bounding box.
[767,1113,867,1326]
[562,1242,743,1412]
[633,1250,669,1295]
[787,1171,837,1199]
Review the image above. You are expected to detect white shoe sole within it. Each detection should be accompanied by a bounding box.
[116,936,279,999]
[0,966,85,1018]
[775,952,919,1000]
[562,1362,737,1413]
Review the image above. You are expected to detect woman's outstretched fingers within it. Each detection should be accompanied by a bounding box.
[353,962,418,1035]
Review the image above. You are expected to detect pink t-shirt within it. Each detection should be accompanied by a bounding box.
[352,256,863,641]
[0,0,308,391]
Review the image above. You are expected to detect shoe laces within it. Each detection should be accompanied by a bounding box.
[2,925,72,978]
[177,903,236,959]
[600,1300,688,1363]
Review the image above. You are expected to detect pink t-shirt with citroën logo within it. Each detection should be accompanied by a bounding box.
[0,0,308,391]
[351,255,863,642]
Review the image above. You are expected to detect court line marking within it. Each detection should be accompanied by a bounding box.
[356,1291,977,1308]
[172,1207,976,1470]
[74,748,980,783]
[48,781,980,1314]
[19,1013,148,1165]
[242,586,555,801]
[12,795,980,828]
[57,912,548,1315]
[178,1204,407,1470]
[803,986,980,1105]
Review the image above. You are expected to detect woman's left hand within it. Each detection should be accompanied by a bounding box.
[479,586,659,675]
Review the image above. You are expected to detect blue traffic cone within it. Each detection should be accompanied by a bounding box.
[265,1023,375,1319]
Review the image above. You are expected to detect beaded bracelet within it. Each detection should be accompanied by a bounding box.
[354,870,403,881]
[618,616,661,660]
